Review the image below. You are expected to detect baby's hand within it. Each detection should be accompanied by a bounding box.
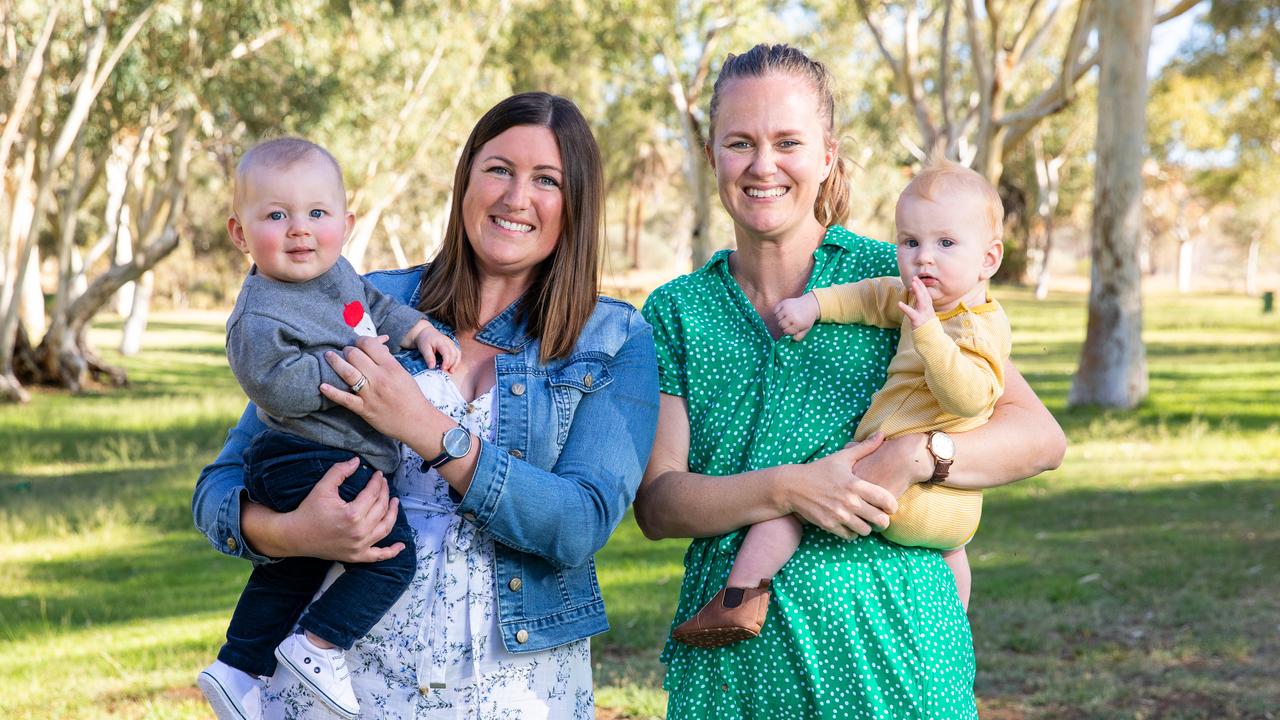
[774,293,821,341]
[897,276,937,329]
[410,320,461,371]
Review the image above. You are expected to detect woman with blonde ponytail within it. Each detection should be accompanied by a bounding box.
[636,44,1064,718]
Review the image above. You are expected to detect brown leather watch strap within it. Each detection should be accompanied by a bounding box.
[929,457,953,484]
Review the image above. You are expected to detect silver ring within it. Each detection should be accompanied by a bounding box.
[350,374,369,394]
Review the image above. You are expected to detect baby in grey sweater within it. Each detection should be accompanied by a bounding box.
[198,138,457,720]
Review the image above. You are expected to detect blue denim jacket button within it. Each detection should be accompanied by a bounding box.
[515,629,529,643]
[511,383,526,396]
[508,577,522,591]
[225,537,237,551]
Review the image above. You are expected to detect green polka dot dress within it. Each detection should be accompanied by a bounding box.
[641,226,977,719]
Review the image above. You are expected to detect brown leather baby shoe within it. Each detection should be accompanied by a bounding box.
[671,579,771,649]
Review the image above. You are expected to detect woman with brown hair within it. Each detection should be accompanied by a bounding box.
[636,44,1065,718]
[193,92,659,718]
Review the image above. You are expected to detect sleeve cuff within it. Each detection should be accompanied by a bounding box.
[811,287,837,321]
[219,487,277,565]
[456,438,509,527]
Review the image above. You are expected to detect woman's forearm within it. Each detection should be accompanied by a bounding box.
[240,500,296,558]
[634,465,792,540]
[635,393,791,539]
[943,360,1066,490]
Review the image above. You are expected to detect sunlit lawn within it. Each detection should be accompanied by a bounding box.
[2,289,1277,719]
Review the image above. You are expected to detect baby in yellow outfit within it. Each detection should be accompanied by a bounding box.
[672,155,1008,648]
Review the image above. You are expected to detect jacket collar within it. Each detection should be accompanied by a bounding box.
[474,295,534,352]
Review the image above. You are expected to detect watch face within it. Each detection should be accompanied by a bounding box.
[443,427,471,458]
[931,432,956,460]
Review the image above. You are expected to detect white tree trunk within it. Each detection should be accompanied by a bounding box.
[114,205,136,316]
[70,247,89,298]
[1245,232,1261,297]
[1177,236,1194,294]
[19,246,45,340]
[119,270,153,356]
[1069,0,1153,409]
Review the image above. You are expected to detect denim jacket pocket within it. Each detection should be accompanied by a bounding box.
[547,355,614,445]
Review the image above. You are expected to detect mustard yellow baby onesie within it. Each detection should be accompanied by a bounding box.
[812,276,1011,548]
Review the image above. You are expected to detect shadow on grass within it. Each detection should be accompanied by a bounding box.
[1,533,248,644]
[0,418,236,471]
[0,463,207,541]
[590,478,1280,715]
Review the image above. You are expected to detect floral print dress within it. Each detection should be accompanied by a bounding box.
[260,369,593,720]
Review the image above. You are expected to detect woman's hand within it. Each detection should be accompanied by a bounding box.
[851,433,932,499]
[786,433,899,539]
[243,457,406,563]
[321,335,442,444]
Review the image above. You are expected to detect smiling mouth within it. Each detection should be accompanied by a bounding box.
[492,216,534,233]
[744,187,788,199]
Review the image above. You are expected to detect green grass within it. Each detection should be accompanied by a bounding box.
[2,291,1278,719]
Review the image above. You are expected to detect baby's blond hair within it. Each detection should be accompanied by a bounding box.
[232,137,344,214]
[901,150,1004,242]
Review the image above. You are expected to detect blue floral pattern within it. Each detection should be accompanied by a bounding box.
[260,369,592,719]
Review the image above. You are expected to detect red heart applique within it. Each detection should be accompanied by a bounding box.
[343,301,365,328]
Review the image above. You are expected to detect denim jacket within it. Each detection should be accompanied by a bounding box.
[193,265,659,653]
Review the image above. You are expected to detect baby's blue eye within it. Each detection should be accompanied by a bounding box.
[268,211,285,221]
[310,209,325,219]
[902,238,918,247]
[940,238,955,247]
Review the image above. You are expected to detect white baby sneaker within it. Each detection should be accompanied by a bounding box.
[197,660,264,720]
[274,633,359,719]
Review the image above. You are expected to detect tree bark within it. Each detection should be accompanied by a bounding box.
[1069,0,1153,409]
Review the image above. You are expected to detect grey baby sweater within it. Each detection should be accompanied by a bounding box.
[225,256,424,473]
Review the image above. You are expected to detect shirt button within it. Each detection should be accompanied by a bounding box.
[511,383,526,396]
[225,537,238,551]
[515,629,529,644]
[508,577,522,591]
[583,373,593,388]
[508,449,523,459]
[463,512,477,522]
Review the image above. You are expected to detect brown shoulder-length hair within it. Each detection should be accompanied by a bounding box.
[417,92,602,362]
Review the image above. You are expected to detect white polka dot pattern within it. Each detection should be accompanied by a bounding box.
[641,226,978,719]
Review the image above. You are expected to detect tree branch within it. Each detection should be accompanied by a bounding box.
[939,0,955,143]
[90,2,159,97]
[996,0,1097,147]
[1156,0,1203,24]
[1008,0,1046,65]
[689,16,733,106]
[860,1,937,146]
[0,6,59,180]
